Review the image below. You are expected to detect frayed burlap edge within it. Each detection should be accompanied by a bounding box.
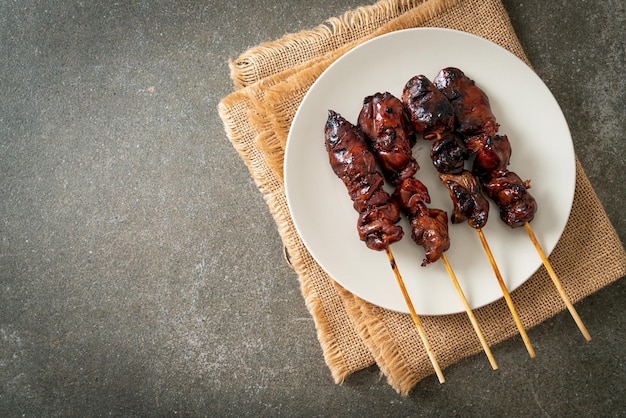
[229,0,527,92]
[229,0,434,90]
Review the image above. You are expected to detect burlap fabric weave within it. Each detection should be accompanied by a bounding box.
[218,0,626,395]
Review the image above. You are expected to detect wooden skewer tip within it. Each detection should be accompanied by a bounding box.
[523,222,591,342]
[441,253,498,370]
[385,247,446,383]
[476,229,536,358]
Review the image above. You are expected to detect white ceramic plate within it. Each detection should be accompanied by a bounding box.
[284,28,575,315]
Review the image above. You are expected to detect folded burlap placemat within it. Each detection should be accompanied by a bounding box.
[218,0,626,395]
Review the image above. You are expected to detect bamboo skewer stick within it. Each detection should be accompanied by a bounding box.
[385,247,445,383]
[476,228,536,358]
[441,253,498,370]
[524,222,591,341]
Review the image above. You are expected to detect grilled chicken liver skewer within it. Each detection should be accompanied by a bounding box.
[358,92,450,266]
[326,107,446,381]
[324,110,403,251]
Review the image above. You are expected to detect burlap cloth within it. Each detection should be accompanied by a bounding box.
[218,0,626,395]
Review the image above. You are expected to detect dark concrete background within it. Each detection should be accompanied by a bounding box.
[1,1,624,416]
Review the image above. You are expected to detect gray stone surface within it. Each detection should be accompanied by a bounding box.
[1,1,624,416]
